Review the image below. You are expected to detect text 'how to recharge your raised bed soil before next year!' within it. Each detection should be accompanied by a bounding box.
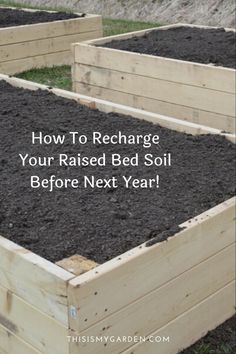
[19,130,171,192]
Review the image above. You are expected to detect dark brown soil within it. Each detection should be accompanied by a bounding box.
[0,7,83,28]
[101,26,236,69]
[0,81,235,263]
[180,315,236,354]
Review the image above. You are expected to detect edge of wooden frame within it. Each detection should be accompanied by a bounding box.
[0,6,100,27]
[0,234,74,326]
[0,73,234,142]
[75,23,235,73]
[68,196,235,333]
[84,22,236,45]
[0,7,102,49]
[120,280,235,354]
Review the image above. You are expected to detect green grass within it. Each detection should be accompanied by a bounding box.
[186,342,234,354]
[103,18,160,37]
[193,344,215,354]
[16,66,72,90]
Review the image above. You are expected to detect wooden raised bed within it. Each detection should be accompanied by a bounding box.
[0,6,102,75]
[72,23,236,134]
[0,73,235,354]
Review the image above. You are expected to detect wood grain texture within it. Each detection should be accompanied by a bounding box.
[69,244,235,354]
[0,8,102,74]
[2,73,235,140]
[0,50,71,74]
[74,82,236,133]
[121,281,236,354]
[74,64,235,117]
[0,284,70,354]
[73,43,235,93]
[68,197,235,333]
[0,324,42,354]
[0,15,102,46]
[0,236,74,326]
[73,23,236,133]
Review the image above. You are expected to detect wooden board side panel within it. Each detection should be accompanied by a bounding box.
[1,74,235,141]
[121,281,236,354]
[0,324,42,354]
[68,198,235,333]
[74,82,236,133]
[0,30,102,75]
[69,244,235,354]
[0,50,71,75]
[0,236,74,326]
[74,64,235,117]
[0,15,102,46]
[0,284,69,354]
[73,44,235,93]
[0,31,102,63]
[0,14,102,74]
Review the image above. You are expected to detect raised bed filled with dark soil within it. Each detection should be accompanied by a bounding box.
[0,6,102,74]
[72,23,236,133]
[0,81,235,264]
[0,7,83,27]
[0,74,235,354]
[101,26,236,69]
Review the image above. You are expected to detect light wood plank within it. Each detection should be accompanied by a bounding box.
[0,236,74,326]
[1,74,235,140]
[73,44,235,93]
[121,281,236,354]
[73,23,235,135]
[0,31,102,63]
[0,15,102,46]
[68,197,235,333]
[0,50,71,75]
[0,324,41,354]
[69,244,235,354]
[85,23,235,46]
[74,82,236,133]
[74,64,235,117]
[0,284,69,354]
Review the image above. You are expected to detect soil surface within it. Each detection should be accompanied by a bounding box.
[0,7,83,28]
[180,315,236,353]
[102,26,236,68]
[0,81,235,263]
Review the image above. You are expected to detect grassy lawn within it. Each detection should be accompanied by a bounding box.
[16,66,73,91]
